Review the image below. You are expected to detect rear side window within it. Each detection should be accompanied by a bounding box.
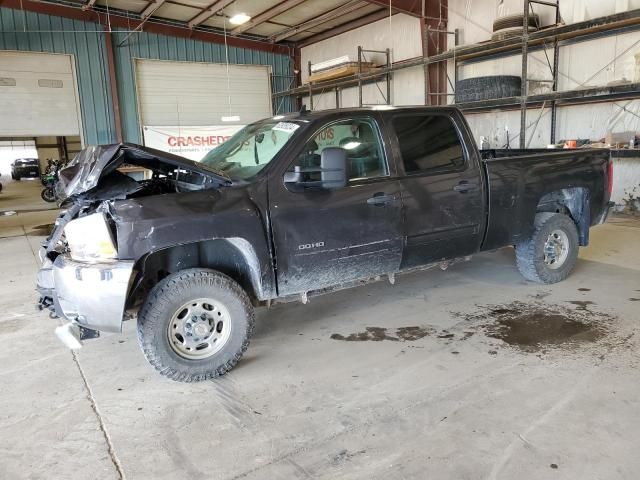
[392,115,465,175]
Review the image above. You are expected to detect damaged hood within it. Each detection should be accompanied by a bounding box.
[58,143,231,199]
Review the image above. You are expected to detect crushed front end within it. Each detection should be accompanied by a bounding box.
[36,143,230,348]
[37,202,136,347]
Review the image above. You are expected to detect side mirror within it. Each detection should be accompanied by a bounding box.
[284,147,349,190]
[319,147,348,189]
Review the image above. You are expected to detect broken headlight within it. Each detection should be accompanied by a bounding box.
[63,212,117,262]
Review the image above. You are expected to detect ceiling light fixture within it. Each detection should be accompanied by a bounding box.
[229,13,251,25]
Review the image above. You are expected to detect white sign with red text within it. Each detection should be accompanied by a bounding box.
[142,125,244,161]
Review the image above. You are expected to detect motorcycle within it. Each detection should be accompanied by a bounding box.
[41,173,56,202]
[40,160,65,203]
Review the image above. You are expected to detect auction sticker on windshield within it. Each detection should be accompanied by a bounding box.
[273,122,300,133]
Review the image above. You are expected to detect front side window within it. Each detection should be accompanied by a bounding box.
[293,118,388,182]
[393,115,465,175]
[201,119,302,181]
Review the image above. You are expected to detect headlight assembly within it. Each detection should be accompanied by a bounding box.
[64,212,117,262]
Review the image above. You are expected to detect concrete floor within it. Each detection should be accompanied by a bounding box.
[1,176,639,480]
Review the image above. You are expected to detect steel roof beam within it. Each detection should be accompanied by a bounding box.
[1,0,292,54]
[270,0,368,43]
[362,0,422,17]
[188,0,235,28]
[298,8,388,47]
[141,0,166,19]
[231,0,307,35]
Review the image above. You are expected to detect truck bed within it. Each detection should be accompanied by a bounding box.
[479,148,612,251]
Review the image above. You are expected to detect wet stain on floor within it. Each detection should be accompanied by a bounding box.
[331,326,434,342]
[566,300,596,311]
[486,313,605,352]
[457,301,613,354]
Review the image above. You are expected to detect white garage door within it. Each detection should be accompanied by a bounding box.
[0,51,82,137]
[135,59,273,127]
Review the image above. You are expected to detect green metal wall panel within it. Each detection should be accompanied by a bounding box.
[112,29,294,143]
[0,7,294,146]
[0,7,115,145]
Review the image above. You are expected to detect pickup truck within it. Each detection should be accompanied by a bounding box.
[36,106,613,382]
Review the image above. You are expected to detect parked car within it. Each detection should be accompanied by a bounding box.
[11,158,40,180]
[37,106,614,382]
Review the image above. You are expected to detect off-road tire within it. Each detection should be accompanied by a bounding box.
[493,13,540,32]
[137,269,254,382]
[455,75,522,103]
[516,213,579,284]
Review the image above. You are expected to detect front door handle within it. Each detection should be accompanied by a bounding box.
[367,192,395,206]
[453,181,477,193]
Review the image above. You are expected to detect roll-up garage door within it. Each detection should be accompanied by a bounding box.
[0,51,82,137]
[135,59,273,159]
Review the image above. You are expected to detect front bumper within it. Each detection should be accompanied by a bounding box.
[37,253,135,333]
[15,168,40,177]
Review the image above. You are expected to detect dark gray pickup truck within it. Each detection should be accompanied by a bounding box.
[37,106,613,382]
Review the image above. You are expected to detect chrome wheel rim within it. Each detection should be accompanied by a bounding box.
[543,229,569,270]
[167,298,232,360]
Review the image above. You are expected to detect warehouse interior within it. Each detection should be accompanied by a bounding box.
[0,1,639,479]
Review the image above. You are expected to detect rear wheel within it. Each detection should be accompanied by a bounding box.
[137,269,254,382]
[516,213,579,284]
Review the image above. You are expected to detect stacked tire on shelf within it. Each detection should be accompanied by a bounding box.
[491,13,540,41]
[455,14,539,104]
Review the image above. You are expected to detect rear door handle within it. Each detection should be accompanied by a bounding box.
[367,192,396,206]
[453,181,477,193]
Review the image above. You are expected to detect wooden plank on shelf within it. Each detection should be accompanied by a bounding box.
[307,62,378,84]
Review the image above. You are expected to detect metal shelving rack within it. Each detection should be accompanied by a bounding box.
[305,46,391,109]
[273,7,640,145]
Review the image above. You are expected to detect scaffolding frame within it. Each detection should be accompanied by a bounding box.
[274,7,640,145]
[305,46,391,109]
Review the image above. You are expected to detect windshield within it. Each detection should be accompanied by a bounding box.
[200,119,301,180]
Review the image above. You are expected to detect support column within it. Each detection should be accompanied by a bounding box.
[520,1,530,149]
[425,0,448,105]
[104,27,123,144]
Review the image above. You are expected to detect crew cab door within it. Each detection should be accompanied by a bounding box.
[269,116,403,296]
[387,111,485,269]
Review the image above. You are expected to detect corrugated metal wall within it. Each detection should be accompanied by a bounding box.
[0,6,294,145]
[112,29,294,143]
[0,7,115,145]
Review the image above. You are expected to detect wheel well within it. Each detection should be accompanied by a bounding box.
[536,187,590,246]
[127,238,262,308]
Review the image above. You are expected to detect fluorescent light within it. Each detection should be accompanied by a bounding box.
[229,13,251,25]
[221,115,240,122]
[342,141,361,150]
[371,105,395,110]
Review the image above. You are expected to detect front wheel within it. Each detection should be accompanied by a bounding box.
[41,187,56,202]
[137,269,254,382]
[516,212,579,284]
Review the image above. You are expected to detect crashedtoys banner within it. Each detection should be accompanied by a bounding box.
[143,125,244,161]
